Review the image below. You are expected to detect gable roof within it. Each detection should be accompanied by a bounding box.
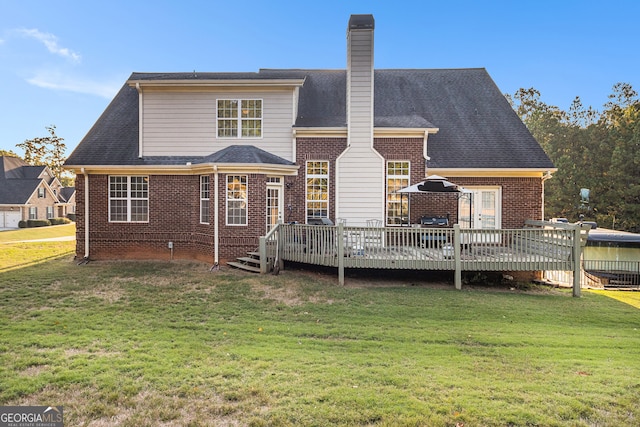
[65,68,553,170]
[60,187,76,203]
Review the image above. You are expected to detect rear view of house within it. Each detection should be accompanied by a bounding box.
[64,14,554,265]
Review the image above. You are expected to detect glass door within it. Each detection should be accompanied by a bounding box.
[266,178,284,232]
[459,187,501,243]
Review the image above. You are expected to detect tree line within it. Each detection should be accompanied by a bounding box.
[508,83,640,232]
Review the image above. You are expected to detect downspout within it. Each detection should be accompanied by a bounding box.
[541,171,553,221]
[213,165,219,268]
[423,130,431,176]
[82,168,90,261]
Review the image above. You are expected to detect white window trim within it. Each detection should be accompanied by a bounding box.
[226,175,248,226]
[108,176,149,223]
[305,160,330,221]
[46,206,54,219]
[386,161,411,226]
[200,175,210,225]
[38,187,45,198]
[216,99,263,139]
[29,207,37,220]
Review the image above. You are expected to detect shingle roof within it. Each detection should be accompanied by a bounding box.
[0,178,40,204]
[60,187,76,203]
[65,68,554,170]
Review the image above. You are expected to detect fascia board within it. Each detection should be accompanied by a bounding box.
[63,163,299,176]
[127,79,306,89]
[428,168,558,178]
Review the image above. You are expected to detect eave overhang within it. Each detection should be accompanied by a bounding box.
[292,127,439,138]
[63,163,299,176]
[427,168,557,178]
[127,79,306,90]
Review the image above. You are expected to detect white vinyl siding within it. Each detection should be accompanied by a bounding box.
[337,26,384,226]
[141,90,295,160]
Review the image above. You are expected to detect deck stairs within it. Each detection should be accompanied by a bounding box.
[228,251,261,273]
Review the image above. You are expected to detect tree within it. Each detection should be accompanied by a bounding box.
[0,149,19,157]
[16,125,71,183]
[509,83,640,232]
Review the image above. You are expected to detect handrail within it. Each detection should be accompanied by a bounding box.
[257,222,586,296]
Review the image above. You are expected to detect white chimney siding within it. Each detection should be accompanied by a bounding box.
[336,15,385,226]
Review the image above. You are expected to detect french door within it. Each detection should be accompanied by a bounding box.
[266,178,284,232]
[459,187,502,242]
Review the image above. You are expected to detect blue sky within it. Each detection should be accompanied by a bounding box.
[1,0,638,158]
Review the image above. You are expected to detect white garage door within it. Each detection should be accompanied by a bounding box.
[2,211,21,228]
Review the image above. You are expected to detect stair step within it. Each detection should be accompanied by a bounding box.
[247,251,260,257]
[236,256,261,265]
[227,261,261,273]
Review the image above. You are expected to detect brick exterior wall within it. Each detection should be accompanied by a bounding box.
[289,137,349,224]
[26,184,58,220]
[75,138,543,263]
[76,173,272,264]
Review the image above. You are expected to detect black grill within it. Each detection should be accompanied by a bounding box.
[420,215,449,227]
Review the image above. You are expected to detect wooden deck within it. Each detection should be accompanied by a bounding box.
[259,221,590,296]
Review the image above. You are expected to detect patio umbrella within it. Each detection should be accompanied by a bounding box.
[396,175,468,194]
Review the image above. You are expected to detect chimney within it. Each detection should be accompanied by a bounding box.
[336,14,384,226]
[346,14,375,147]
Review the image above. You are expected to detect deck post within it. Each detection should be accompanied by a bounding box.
[338,222,345,285]
[454,224,462,290]
[259,236,267,274]
[572,224,582,297]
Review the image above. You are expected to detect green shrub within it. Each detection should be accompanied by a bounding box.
[66,213,76,221]
[18,220,27,228]
[50,217,71,225]
[27,219,51,228]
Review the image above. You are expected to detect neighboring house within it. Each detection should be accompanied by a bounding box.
[64,14,555,264]
[0,155,76,228]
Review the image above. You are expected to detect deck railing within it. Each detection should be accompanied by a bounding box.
[260,220,588,296]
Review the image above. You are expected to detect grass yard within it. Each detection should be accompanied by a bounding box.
[0,223,76,243]
[0,246,639,426]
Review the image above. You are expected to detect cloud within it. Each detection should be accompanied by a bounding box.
[15,28,81,63]
[27,69,121,99]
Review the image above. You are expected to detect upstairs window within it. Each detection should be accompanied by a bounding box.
[109,176,149,222]
[38,187,45,198]
[217,99,262,138]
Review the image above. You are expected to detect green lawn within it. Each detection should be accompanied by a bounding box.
[0,223,76,243]
[1,246,639,426]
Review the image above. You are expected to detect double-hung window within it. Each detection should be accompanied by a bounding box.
[217,99,262,138]
[306,161,329,220]
[226,175,247,225]
[386,161,410,225]
[38,187,45,198]
[200,175,210,224]
[29,207,37,220]
[109,176,149,222]
[46,206,54,219]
